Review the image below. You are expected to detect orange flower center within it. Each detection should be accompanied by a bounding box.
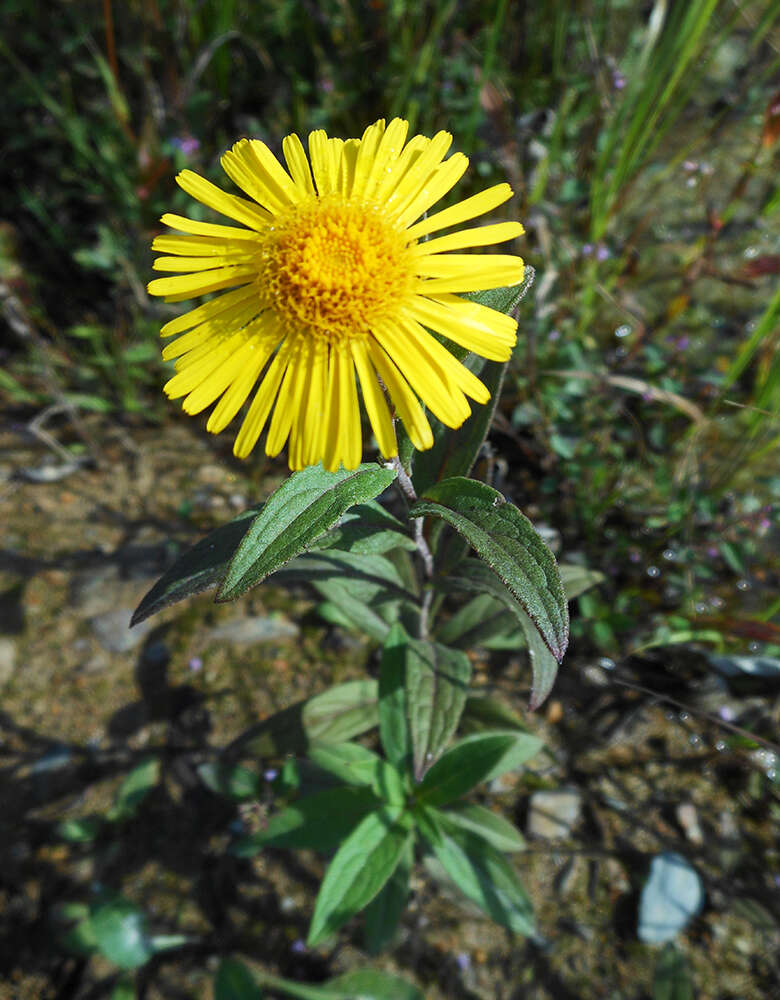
[260,195,414,343]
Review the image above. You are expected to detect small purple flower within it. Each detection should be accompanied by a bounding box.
[264,768,279,782]
[582,243,594,257]
[706,546,719,558]
[188,656,203,672]
[171,135,200,156]
[675,336,690,351]
[456,952,471,971]
[547,329,561,342]
[291,939,307,954]
[596,243,611,261]
[683,160,698,172]
[612,71,626,90]
[719,706,736,723]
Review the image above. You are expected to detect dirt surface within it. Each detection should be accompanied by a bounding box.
[1,415,778,999]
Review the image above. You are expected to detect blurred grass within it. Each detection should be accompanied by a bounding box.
[0,0,778,650]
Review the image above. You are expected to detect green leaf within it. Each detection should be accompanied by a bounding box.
[419,811,535,935]
[442,802,526,852]
[314,502,417,556]
[406,640,472,781]
[111,977,136,1000]
[559,563,605,600]
[57,816,102,843]
[308,742,406,804]
[108,759,159,821]
[653,944,694,1000]
[363,839,413,954]
[218,463,397,602]
[131,504,262,624]
[198,762,262,801]
[232,786,381,855]
[410,478,568,662]
[53,902,98,957]
[435,593,522,651]
[215,958,265,1000]
[444,561,560,705]
[90,896,154,969]
[307,807,414,946]
[416,730,543,807]
[460,694,530,735]
[378,624,411,769]
[323,969,424,1000]
[227,680,378,757]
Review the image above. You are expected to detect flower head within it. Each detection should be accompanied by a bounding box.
[148,118,524,471]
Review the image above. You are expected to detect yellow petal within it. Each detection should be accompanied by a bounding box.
[349,120,386,200]
[152,253,255,273]
[176,170,272,230]
[405,183,514,240]
[152,233,261,256]
[233,337,295,458]
[366,340,433,451]
[322,348,361,471]
[148,266,256,299]
[159,285,257,338]
[282,133,316,196]
[160,213,258,240]
[360,118,409,201]
[182,337,260,415]
[165,328,248,399]
[396,152,469,229]
[401,294,516,361]
[352,338,397,459]
[207,317,283,433]
[384,131,453,218]
[162,299,261,361]
[372,319,472,427]
[413,221,524,256]
[265,341,303,457]
[414,258,524,294]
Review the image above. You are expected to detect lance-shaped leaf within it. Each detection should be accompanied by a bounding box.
[308,742,406,804]
[405,640,472,781]
[378,625,472,780]
[311,502,417,556]
[418,810,535,936]
[412,479,568,662]
[232,786,381,855]
[378,624,412,769]
[217,463,396,602]
[131,504,262,624]
[416,730,543,807]
[411,275,534,495]
[363,838,413,954]
[435,592,523,651]
[307,806,414,946]
[226,680,378,758]
[215,958,265,999]
[442,802,526,853]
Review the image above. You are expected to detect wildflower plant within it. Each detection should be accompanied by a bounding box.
[130,118,586,980]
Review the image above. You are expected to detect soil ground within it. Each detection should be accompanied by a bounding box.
[1,414,778,999]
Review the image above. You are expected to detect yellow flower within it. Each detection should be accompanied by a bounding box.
[148,118,524,471]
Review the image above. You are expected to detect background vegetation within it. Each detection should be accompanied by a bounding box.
[1,1,778,997]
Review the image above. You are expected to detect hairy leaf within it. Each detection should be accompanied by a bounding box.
[218,463,396,601]
[308,807,414,946]
[411,479,568,662]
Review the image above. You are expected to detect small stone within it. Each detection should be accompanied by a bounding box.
[208,615,299,645]
[198,464,225,484]
[90,608,153,653]
[676,802,704,845]
[528,788,582,839]
[582,664,610,687]
[0,638,18,686]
